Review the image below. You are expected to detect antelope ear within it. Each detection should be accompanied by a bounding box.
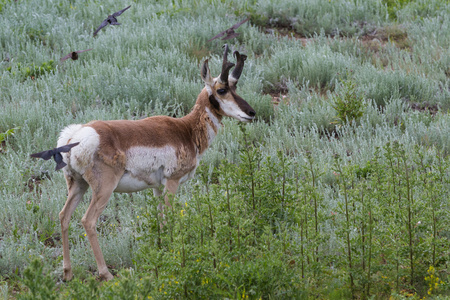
[201,59,214,90]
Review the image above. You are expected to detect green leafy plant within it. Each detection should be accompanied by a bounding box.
[0,0,12,12]
[331,75,366,126]
[382,0,414,20]
[0,127,19,144]
[133,127,305,298]
[6,61,55,80]
[425,266,443,296]
[17,258,56,300]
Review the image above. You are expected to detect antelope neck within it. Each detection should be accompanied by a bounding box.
[181,88,223,155]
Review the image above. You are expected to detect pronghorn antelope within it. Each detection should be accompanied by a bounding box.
[54,44,255,281]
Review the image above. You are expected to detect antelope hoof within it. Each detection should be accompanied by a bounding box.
[99,271,114,281]
[63,269,73,282]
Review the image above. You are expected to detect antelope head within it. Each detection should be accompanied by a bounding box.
[201,44,256,122]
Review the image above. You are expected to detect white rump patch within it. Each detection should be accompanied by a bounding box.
[57,124,83,147]
[57,125,100,174]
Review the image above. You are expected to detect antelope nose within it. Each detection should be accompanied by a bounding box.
[248,110,256,117]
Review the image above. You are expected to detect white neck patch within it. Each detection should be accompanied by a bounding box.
[205,107,221,129]
[205,107,221,146]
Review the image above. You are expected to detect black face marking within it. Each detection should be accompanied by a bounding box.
[230,89,256,117]
[209,95,220,110]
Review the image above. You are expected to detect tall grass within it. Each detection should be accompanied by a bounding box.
[1,0,450,298]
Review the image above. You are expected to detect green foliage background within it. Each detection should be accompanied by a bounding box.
[1,0,450,298]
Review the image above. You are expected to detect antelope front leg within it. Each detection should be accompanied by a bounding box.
[154,180,177,210]
[164,179,180,207]
[153,186,164,211]
[156,179,180,228]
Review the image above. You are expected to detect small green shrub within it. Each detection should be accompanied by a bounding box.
[0,127,19,144]
[0,0,10,12]
[17,259,56,300]
[331,76,366,125]
[382,0,414,20]
[6,61,55,80]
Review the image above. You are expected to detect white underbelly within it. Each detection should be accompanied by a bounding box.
[114,171,161,193]
[114,146,177,193]
[113,145,198,193]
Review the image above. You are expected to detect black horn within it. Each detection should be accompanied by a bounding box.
[219,44,235,84]
[229,51,247,83]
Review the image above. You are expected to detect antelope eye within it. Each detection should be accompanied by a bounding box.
[217,88,227,95]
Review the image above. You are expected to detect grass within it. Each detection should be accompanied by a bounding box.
[1,0,450,298]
